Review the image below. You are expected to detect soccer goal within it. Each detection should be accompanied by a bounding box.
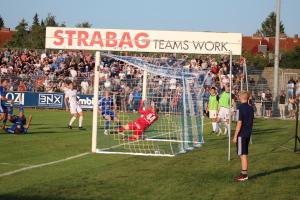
[92,53,207,156]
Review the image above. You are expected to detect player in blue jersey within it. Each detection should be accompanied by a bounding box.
[0,79,13,126]
[4,104,32,134]
[98,90,122,135]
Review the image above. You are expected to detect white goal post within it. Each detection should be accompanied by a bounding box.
[45,27,242,158]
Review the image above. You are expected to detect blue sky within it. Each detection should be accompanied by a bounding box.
[0,0,299,36]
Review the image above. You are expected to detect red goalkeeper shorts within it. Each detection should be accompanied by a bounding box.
[127,122,144,136]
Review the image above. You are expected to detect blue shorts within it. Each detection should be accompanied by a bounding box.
[236,136,250,155]
[102,110,115,120]
[6,124,27,134]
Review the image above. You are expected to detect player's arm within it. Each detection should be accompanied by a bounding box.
[233,107,242,144]
[138,99,146,114]
[233,120,242,144]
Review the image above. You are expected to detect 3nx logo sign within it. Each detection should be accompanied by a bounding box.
[38,93,63,107]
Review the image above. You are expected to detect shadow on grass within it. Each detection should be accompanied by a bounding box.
[251,164,300,180]
[0,194,92,200]
[252,127,285,135]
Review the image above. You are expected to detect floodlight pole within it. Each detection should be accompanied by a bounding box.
[92,51,101,153]
[273,0,281,109]
[295,100,300,152]
[228,51,233,161]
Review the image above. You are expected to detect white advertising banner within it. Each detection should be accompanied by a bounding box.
[46,27,242,55]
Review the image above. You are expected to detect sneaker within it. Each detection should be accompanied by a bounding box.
[104,129,109,135]
[78,127,86,130]
[193,143,202,148]
[234,174,248,182]
[185,146,194,151]
[68,125,72,129]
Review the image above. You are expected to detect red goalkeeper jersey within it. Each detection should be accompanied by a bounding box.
[134,100,159,130]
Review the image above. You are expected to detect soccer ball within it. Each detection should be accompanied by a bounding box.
[104,81,111,88]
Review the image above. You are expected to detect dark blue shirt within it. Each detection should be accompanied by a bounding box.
[0,86,6,106]
[238,103,254,137]
[98,97,113,112]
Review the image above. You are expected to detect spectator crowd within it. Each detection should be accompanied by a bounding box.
[0,48,299,118]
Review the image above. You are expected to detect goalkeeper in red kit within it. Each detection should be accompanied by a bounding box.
[119,99,159,141]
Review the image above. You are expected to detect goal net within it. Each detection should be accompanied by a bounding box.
[94,54,208,156]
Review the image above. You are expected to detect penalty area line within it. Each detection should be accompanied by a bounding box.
[0,152,90,178]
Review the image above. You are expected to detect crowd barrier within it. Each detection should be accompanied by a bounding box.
[5,92,94,109]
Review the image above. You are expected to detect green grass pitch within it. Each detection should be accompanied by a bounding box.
[0,109,299,200]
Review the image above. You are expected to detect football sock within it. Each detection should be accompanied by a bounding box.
[212,122,217,132]
[69,116,76,126]
[105,121,110,130]
[241,170,248,175]
[79,116,83,127]
[215,122,219,132]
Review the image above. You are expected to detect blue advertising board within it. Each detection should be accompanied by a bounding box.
[5,92,94,109]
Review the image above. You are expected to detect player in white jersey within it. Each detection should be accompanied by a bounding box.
[64,80,84,130]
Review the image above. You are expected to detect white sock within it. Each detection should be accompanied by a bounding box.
[224,123,230,134]
[69,116,76,126]
[215,122,219,132]
[212,122,216,132]
[79,116,83,127]
[217,122,221,133]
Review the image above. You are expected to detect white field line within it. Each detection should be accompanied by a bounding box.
[0,152,90,178]
[0,163,33,167]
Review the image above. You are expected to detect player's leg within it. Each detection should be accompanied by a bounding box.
[68,113,78,129]
[24,114,32,130]
[113,115,122,129]
[120,122,137,139]
[209,110,218,134]
[0,111,5,122]
[5,124,17,134]
[234,136,250,181]
[104,115,111,135]
[68,104,78,129]
[76,105,84,130]
[216,109,224,136]
[223,108,230,135]
[7,104,14,122]
[128,129,143,141]
[2,106,8,128]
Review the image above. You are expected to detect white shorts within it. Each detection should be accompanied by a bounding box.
[209,110,218,119]
[218,107,230,120]
[70,104,82,114]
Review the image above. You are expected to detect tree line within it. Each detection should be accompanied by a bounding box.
[0,13,91,49]
[0,12,299,68]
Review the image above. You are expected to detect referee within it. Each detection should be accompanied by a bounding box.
[233,91,254,182]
